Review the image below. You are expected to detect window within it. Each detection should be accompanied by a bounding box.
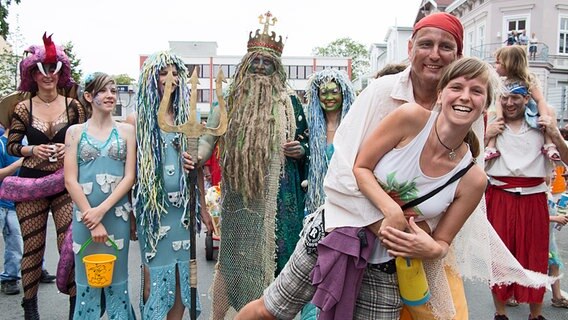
[478,25,485,48]
[286,66,312,79]
[201,64,211,78]
[213,65,234,78]
[560,17,568,54]
[197,89,210,103]
[229,65,237,78]
[507,19,526,33]
[475,24,485,58]
[297,66,306,79]
[289,65,298,79]
[467,30,474,56]
[504,15,528,47]
[305,66,313,78]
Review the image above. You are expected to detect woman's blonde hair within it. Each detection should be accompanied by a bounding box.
[494,46,532,87]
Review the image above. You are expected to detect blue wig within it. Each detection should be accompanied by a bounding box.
[135,51,191,260]
[305,69,356,213]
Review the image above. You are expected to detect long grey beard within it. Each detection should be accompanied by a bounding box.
[223,74,283,202]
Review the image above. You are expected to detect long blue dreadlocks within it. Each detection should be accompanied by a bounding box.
[135,51,191,260]
[305,69,356,214]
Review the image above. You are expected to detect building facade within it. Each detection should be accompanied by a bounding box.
[128,41,351,119]
[368,26,413,80]
[446,0,568,122]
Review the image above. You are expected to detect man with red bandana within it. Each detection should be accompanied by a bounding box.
[234,12,469,320]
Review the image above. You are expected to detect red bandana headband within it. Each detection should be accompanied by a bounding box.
[412,12,464,56]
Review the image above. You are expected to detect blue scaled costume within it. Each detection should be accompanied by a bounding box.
[72,122,136,319]
[133,51,201,319]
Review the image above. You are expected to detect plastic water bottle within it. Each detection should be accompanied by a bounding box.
[555,193,568,231]
[395,257,430,306]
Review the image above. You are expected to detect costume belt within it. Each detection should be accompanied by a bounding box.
[489,176,545,189]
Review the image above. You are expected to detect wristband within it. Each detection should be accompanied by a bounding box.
[30,146,35,156]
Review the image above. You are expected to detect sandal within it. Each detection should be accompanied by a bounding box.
[485,147,501,161]
[506,298,519,307]
[542,144,562,162]
[551,297,568,308]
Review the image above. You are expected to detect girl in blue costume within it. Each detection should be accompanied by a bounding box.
[301,69,356,320]
[127,51,211,320]
[64,72,137,319]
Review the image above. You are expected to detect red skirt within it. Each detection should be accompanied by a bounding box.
[485,185,549,304]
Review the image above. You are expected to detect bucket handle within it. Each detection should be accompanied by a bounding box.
[77,237,119,256]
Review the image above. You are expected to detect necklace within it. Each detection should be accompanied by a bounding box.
[36,94,58,107]
[434,116,463,160]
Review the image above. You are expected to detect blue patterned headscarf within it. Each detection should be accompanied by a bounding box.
[304,69,356,213]
[505,81,529,96]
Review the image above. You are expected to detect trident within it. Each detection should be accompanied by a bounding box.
[157,67,227,320]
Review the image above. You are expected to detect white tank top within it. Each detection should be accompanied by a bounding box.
[369,111,473,263]
[485,121,549,194]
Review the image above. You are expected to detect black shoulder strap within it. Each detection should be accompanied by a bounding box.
[401,161,475,211]
[29,96,33,127]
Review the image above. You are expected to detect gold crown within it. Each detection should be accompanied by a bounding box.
[247,11,284,56]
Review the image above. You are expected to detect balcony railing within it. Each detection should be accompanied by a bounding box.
[470,42,549,62]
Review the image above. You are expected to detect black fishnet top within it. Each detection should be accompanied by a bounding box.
[8,97,87,178]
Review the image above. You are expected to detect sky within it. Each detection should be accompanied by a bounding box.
[6,0,420,79]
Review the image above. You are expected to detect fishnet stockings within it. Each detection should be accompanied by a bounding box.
[16,192,75,298]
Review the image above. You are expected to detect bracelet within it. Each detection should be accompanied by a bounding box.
[29,146,35,156]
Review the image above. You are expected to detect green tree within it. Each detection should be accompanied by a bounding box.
[0,0,20,40]
[63,41,82,84]
[113,74,135,85]
[312,37,370,81]
[0,48,18,97]
[0,22,22,96]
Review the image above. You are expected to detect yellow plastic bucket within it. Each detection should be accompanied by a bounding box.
[79,238,118,288]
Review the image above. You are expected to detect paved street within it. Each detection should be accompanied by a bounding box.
[0,217,217,319]
[0,215,567,319]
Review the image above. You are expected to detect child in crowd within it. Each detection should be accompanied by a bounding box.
[0,123,23,295]
[485,45,560,162]
[64,72,137,319]
[548,198,568,308]
[548,164,568,309]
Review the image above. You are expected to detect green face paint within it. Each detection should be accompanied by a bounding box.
[318,81,343,112]
[248,55,276,76]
